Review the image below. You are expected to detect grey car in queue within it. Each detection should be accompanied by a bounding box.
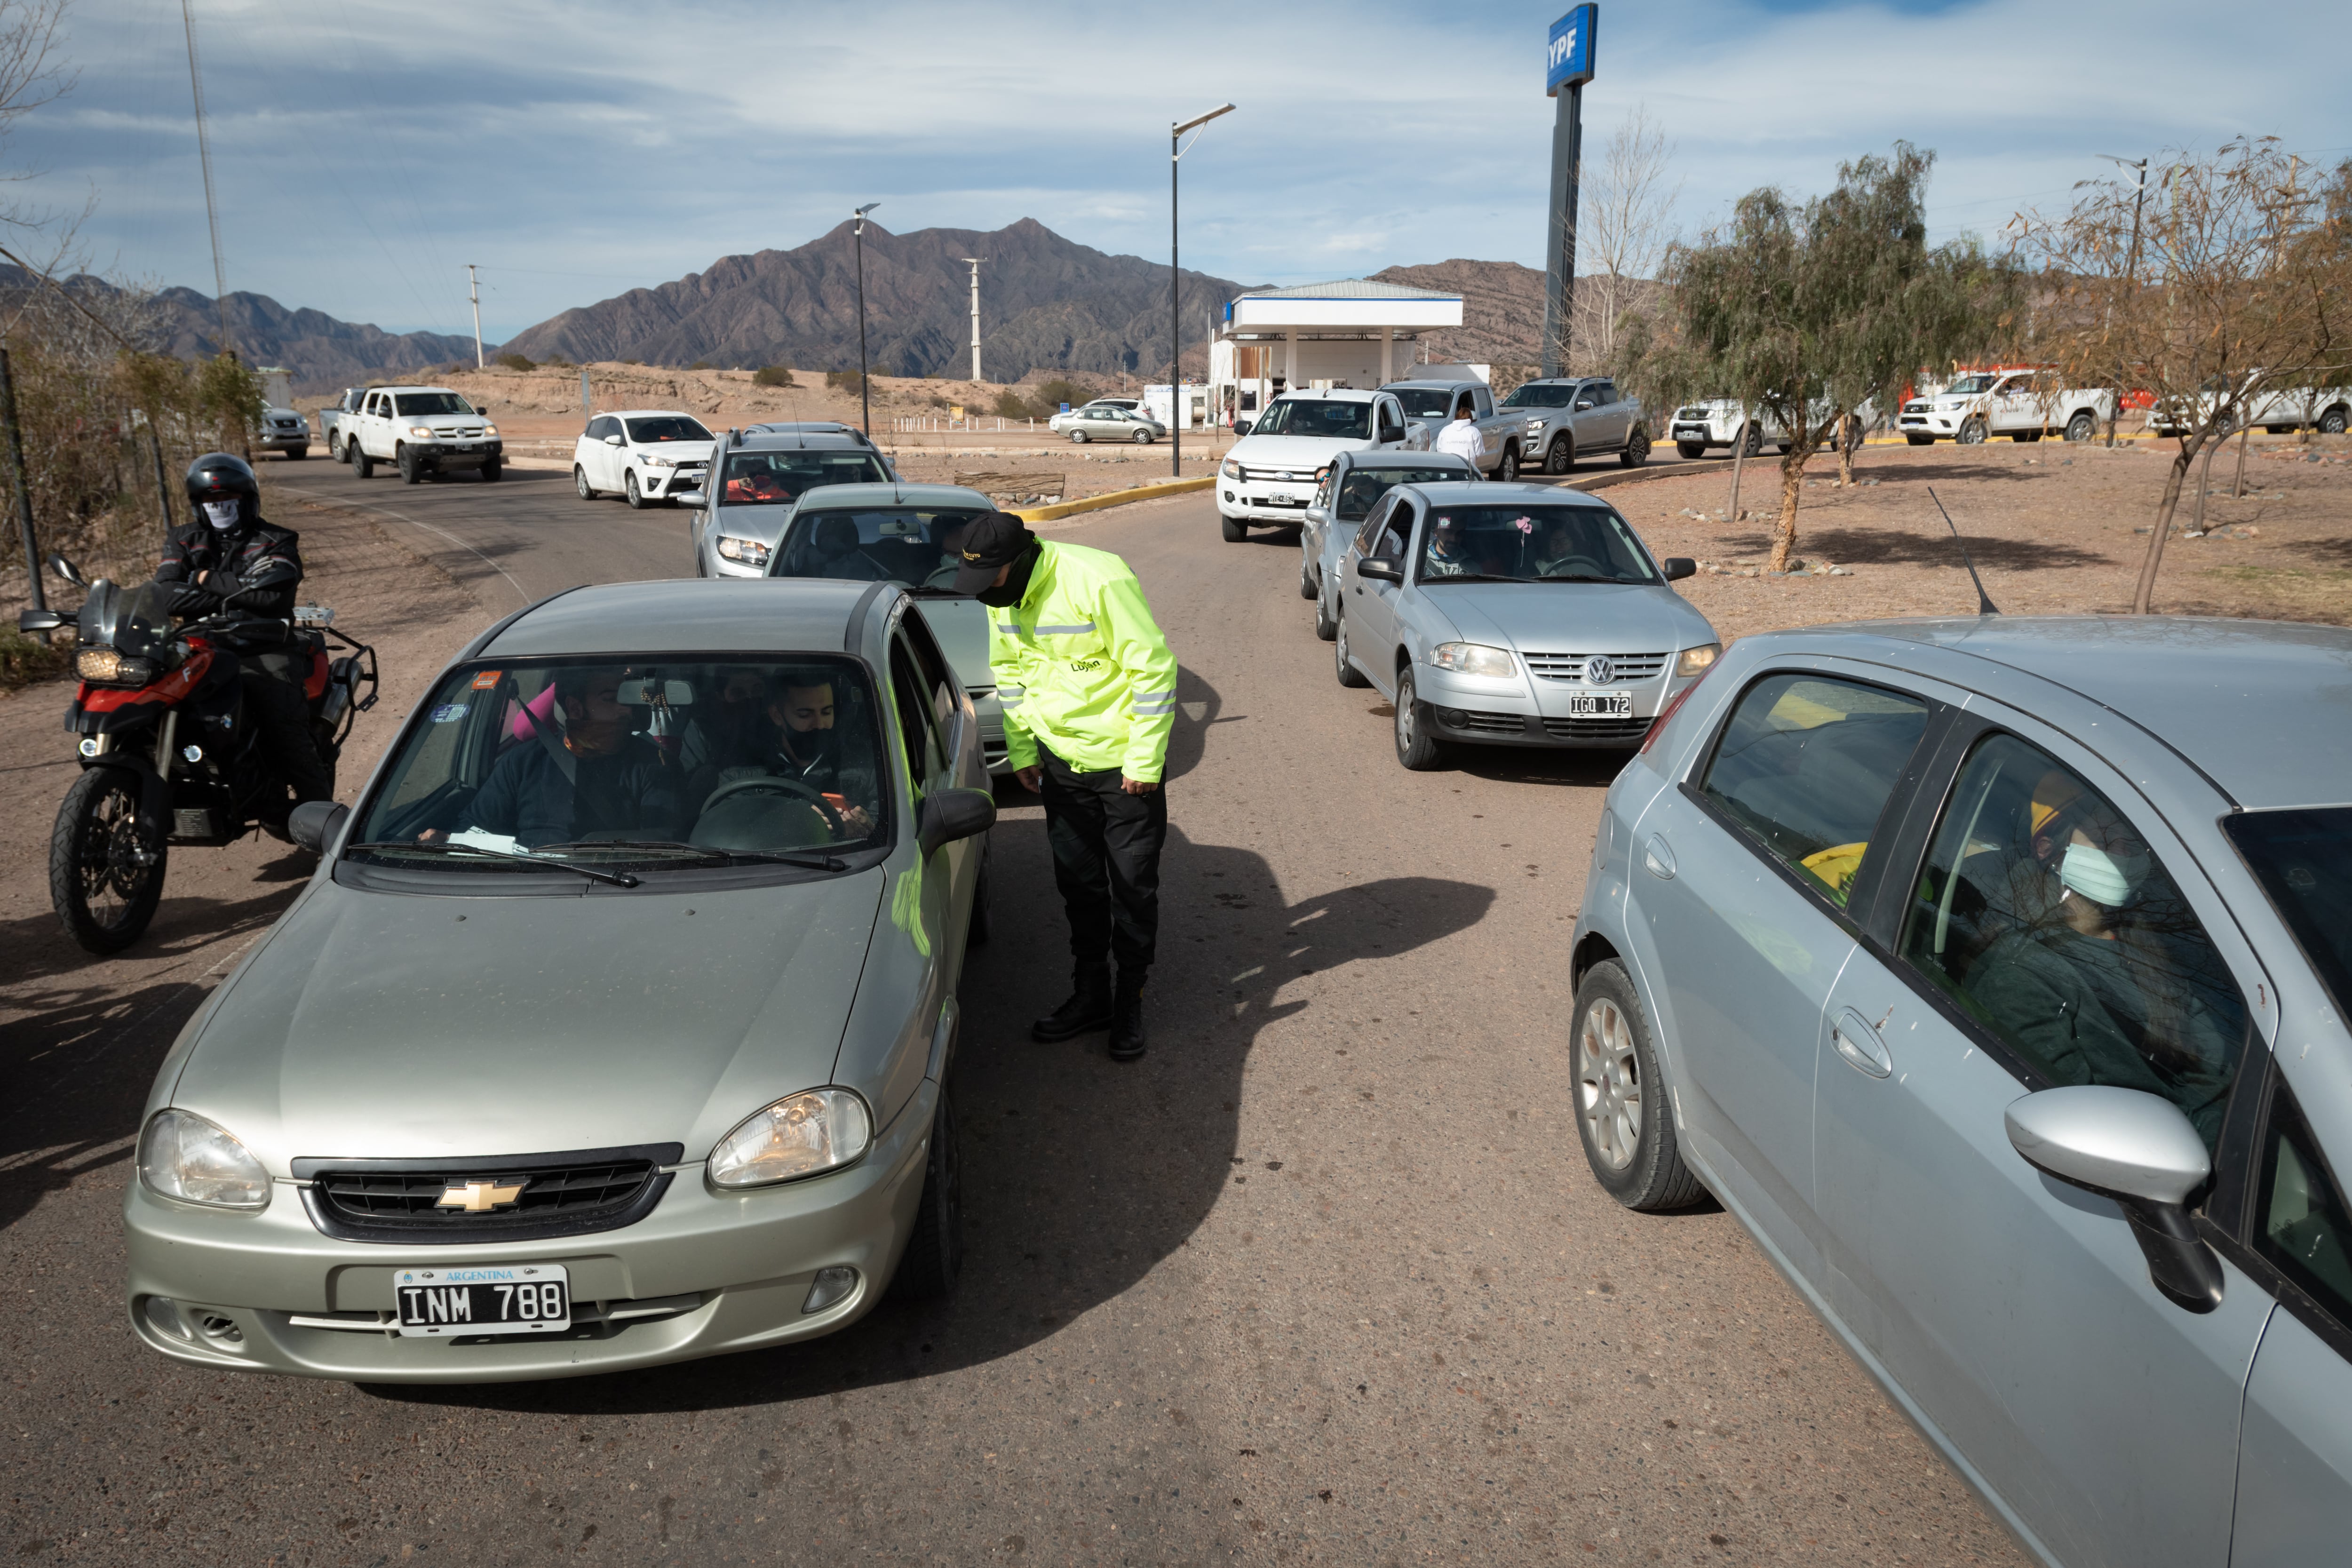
[123,577,996,1382]
[1328,480,1720,769]
[1297,448,1477,638]
[1569,614,2352,1568]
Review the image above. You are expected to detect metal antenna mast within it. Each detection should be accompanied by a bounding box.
[181,0,232,354]
[959,257,985,383]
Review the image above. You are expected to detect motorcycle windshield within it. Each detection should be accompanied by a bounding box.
[94,581,177,659]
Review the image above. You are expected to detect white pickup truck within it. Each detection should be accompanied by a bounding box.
[340,385,505,484]
[1897,370,2114,445]
[1217,389,1427,542]
[2148,374,2352,438]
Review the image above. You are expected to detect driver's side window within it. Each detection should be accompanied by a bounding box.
[888,637,950,804]
[1373,499,1414,561]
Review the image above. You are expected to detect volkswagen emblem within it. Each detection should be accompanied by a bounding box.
[1582,655,1614,686]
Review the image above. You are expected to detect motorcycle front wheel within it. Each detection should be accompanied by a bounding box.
[50,767,167,954]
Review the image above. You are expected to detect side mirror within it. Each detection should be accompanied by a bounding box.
[1232,421,1252,436]
[1661,557,1697,581]
[916,786,996,859]
[47,551,86,588]
[2006,1086,2223,1313]
[1574,400,1596,412]
[673,490,707,509]
[1303,506,1327,525]
[17,607,64,632]
[288,800,350,856]
[604,433,624,446]
[1358,557,1402,583]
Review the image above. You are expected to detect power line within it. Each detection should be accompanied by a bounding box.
[180,0,230,351]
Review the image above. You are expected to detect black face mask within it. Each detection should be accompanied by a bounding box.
[975,539,1041,607]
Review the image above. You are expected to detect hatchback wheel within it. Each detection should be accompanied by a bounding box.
[1132,429,1152,444]
[1298,555,1318,601]
[1313,585,1338,641]
[1573,961,1707,1210]
[892,1090,964,1300]
[1333,609,1368,688]
[625,470,646,509]
[1393,669,1444,770]
[574,465,596,500]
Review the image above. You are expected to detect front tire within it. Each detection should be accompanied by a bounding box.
[1298,554,1318,601]
[1070,430,1089,444]
[1333,609,1369,688]
[480,456,502,482]
[625,470,646,509]
[1620,426,1651,467]
[2321,405,2348,436]
[1676,440,1706,460]
[398,446,422,484]
[1497,444,1520,482]
[1573,960,1707,1211]
[892,1090,964,1301]
[1956,417,1988,445]
[1313,585,1338,641]
[2065,411,2097,443]
[1545,434,1575,475]
[1740,422,1763,457]
[1221,513,1247,542]
[574,465,596,500]
[1906,433,1935,446]
[50,767,166,955]
[1132,430,1151,445]
[1393,669,1444,771]
[352,446,374,478]
[288,446,309,461]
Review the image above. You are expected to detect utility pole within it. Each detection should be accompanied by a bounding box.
[467,264,484,368]
[852,202,880,438]
[1541,7,1597,379]
[1171,102,1236,478]
[960,257,985,383]
[2095,153,2147,447]
[181,0,232,356]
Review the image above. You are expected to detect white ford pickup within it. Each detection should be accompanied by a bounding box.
[1217,389,1426,542]
[1898,370,2114,446]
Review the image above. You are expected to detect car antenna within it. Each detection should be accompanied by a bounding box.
[1926,486,1999,616]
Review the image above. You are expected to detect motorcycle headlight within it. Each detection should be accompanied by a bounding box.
[1429,642,1517,678]
[139,1109,271,1210]
[1675,643,1722,678]
[715,535,770,566]
[708,1088,872,1188]
[75,647,120,681]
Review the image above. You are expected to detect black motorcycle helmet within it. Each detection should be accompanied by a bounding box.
[184,452,260,530]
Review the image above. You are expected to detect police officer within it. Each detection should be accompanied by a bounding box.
[156,453,334,821]
[953,513,1177,1062]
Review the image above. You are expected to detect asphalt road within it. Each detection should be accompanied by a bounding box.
[2,462,2027,1566]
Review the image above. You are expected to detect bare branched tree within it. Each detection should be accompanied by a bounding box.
[0,0,85,304]
[2019,139,2352,612]
[1563,106,1679,376]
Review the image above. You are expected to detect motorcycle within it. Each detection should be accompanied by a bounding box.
[16,551,377,954]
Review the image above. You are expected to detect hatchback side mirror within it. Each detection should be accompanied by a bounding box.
[1357,557,1402,583]
[916,786,996,859]
[604,433,623,446]
[1661,557,1697,581]
[2005,1086,2223,1313]
[673,490,706,509]
[288,800,350,856]
[1303,506,1327,525]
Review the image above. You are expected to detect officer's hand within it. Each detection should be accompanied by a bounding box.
[1120,775,1159,796]
[1016,766,1043,794]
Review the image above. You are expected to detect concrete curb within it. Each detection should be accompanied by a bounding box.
[1010,476,1214,523]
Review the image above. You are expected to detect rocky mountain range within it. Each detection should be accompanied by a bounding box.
[499,218,1245,384]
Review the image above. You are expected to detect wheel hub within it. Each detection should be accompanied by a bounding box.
[1578,999,1643,1170]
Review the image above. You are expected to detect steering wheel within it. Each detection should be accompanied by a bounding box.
[696,775,844,837]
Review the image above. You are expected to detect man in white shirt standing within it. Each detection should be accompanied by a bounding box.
[1431,401,1486,474]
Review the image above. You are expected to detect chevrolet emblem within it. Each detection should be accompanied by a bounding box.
[437,1178,529,1213]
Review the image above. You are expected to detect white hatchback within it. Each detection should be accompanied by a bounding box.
[574,410,718,509]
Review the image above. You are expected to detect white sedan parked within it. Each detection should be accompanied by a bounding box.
[574,410,718,509]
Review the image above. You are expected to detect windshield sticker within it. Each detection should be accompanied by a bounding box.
[470,670,500,690]
[429,702,469,723]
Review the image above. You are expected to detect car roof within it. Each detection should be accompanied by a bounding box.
[1399,479,1613,506]
[1271,388,1380,403]
[1382,379,1483,390]
[376,386,462,396]
[1337,450,1475,471]
[480,579,881,659]
[790,482,992,510]
[724,429,878,452]
[601,409,711,422]
[1776,617,2352,810]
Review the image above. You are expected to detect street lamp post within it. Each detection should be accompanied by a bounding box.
[1170,103,1235,479]
[852,202,880,438]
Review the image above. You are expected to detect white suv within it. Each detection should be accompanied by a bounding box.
[573,410,718,509]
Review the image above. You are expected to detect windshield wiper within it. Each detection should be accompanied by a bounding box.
[1425,573,1531,585]
[1536,573,1629,584]
[345,840,641,888]
[540,839,856,874]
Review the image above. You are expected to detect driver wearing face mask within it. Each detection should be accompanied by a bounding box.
[154,452,334,821]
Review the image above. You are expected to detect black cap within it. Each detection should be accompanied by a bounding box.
[949,510,1035,596]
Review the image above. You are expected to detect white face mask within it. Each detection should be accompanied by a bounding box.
[202,501,240,530]
[2060,841,2151,908]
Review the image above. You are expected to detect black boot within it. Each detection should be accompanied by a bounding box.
[1032,967,1113,1043]
[1108,974,1147,1062]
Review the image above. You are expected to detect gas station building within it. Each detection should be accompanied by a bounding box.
[1204,279,1466,427]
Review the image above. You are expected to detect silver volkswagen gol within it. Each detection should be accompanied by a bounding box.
[687,428,897,579]
[124,578,996,1382]
[1569,615,2352,1568]
[1328,480,1720,769]
[1296,448,1475,632]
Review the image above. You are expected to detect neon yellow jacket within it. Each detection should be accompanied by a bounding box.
[989,540,1178,781]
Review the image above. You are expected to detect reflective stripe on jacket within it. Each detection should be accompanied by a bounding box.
[988,540,1178,781]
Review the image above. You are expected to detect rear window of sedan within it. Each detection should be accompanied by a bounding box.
[626,416,712,443]
[771,507,986,589]
[719,450,890,505]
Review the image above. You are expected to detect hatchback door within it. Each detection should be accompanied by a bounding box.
[1814,712,2272,1568]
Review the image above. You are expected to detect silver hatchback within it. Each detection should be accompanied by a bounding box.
[1571,616,2352,1567]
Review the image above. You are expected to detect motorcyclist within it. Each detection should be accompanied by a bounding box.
[155,453,334,820]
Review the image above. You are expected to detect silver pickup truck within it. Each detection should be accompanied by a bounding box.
[1499,375,1651,474]
[1381,380,1527,478]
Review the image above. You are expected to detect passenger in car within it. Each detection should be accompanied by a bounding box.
[809,515,888,581]
[457,667,689,849]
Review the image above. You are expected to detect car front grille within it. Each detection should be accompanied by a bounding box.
[1521,652,1669,683]
[1239,466,1313,483]
[1675,406,1712,421]
[291,1144,682,1243]
[1451,709,1533,736]
[1542,715,1654,742]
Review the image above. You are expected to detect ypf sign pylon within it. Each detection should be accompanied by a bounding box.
[1542,5,1597,378]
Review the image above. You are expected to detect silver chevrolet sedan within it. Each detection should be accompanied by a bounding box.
[124,578,995,1382]
[1571,616,2352,1568]
[1328,480,1720,768]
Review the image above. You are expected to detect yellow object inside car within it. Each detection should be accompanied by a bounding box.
[1800,841,1870,906]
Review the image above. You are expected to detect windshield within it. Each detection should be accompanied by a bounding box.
[2225,809,2352,1021]
[1418,504,1657,585]
[1251,399,1374,440]
[79,579,177,658]
[1500,382,1575,409]
[394,393,474,417]
[1944,375,1998,397]
[627,416,712,444]
[772,505,988,589]
[719,450,890,505]
[1390,389,1460,419]
[350,656,888,867]
[1337,466,1464,520]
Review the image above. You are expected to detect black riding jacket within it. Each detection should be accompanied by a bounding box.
[156,515,305,619]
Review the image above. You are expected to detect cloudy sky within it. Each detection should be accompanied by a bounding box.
[16,0,2349,345]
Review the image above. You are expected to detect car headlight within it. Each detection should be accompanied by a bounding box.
[708,1088,872,1188]
[406,425,435,439]
[715,535,770,566]
[479,423,498,438]
[1220,459,1240,478]
[1676,644,1722,678]
[640,453,676,468]
[139,1109,270,1210]
[1429,642,1517,678]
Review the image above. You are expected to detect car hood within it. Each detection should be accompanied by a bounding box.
[169,871,884,1170]
[636,442,715,462]
[1230,433,1377,466]
[1422,581,1715,656]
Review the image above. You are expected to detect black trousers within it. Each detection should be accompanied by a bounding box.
[239,653,334,812]
[1039,745,1167,979]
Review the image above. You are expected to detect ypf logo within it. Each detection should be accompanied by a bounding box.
[1549,24,1577,72]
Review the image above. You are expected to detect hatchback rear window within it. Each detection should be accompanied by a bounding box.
[719,451,889,505]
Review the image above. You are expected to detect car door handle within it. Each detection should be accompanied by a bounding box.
[1642,834,1675,880]
[1831,1008,1893,1079]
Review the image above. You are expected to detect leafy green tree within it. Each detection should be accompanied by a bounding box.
[1619,145,2020,573]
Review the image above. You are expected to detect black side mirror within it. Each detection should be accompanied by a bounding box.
[289,800,350,856]
[16,607,65,632]
[1358,557,1403,583]
[1232,421,1252,436]
[916,786,996,859]
[47,551,86,588]
[1661,557,1697,581]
